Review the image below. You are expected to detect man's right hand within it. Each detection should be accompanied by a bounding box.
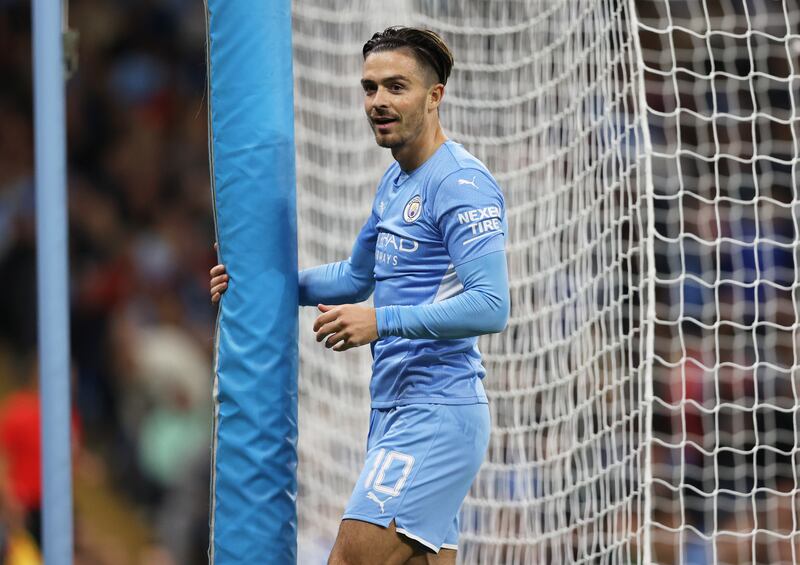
[210,263,228,304]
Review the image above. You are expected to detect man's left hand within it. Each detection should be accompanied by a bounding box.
[313,304,378,352]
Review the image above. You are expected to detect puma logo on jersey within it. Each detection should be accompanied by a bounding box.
[457,176,479,189]
[367,491,392,514]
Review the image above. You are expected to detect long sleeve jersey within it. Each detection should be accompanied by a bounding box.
[300,140,509,408]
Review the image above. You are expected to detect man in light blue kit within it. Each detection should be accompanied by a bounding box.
[210,27,509,565]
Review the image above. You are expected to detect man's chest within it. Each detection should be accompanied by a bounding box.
[373,180,447,274]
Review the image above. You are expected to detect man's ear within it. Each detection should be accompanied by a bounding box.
[428,83,445,112]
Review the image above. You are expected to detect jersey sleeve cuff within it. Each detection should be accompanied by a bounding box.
[376,306,399,338]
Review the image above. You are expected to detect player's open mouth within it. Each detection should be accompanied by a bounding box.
[372,116,398,132]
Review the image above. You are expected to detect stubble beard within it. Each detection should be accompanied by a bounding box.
[369,109,424,150]
[374,134,402,148]
[370,119,405,148]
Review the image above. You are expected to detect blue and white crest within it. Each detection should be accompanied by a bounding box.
[403,195,423,223]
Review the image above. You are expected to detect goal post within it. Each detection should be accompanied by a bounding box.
[205,0,298,561]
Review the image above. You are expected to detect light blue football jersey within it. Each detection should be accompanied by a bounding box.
[355,141,507,408]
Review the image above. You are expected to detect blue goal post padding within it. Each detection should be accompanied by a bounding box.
[204,0,298,562]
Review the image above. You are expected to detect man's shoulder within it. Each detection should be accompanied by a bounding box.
[441,141,488,170]
[424,142,500,201]
[429,142,495,186]
[378,161,401,185]
[373,162,401,201]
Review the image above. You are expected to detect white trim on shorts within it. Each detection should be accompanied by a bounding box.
[441,543,458,550]
[396,527,439,553]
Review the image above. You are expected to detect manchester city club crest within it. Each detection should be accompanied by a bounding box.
[403,195,422,223]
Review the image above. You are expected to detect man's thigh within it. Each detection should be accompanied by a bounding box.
[327,519,457,565]
[327,518,416,565]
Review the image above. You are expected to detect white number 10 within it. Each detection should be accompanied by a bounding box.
[364,449,415,497]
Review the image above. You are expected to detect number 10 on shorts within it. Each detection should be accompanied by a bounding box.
[364,449,415,496]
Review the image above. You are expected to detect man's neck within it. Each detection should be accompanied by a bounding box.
[392,123,448,172]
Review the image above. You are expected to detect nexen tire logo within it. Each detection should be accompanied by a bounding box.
[458,206,503,245]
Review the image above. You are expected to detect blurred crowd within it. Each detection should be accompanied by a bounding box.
[0,0,215,562]
[639,1,800,562]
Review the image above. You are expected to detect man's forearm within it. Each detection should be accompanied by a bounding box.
[375,251,509,339]
[299,240,375,306]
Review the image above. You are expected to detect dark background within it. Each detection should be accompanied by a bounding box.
[1,0,214,562]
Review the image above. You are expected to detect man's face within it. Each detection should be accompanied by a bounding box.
[361,49,434,150]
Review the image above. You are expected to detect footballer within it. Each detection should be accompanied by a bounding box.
[210,27,509,565]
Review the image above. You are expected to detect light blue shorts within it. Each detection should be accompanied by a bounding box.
[342,403,490,552]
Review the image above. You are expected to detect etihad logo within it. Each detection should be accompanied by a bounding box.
[376,232,418,267]
[457,176,479,189]
[377,232,418,253]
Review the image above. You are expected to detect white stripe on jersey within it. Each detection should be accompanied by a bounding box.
[433,264,464,303]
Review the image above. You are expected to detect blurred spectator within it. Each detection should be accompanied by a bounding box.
[1,0,214,561]
[0,356,81,548]
[0,355,84,565]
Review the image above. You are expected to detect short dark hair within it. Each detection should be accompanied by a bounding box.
[362,26,454,86]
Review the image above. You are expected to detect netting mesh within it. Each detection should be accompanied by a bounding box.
[293,1,651,562]
[412,3,650,564]
[292,0,800,563]
[638,1,800,563]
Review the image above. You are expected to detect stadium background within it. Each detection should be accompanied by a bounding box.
[2,0,213,562]
[1,0,799,564]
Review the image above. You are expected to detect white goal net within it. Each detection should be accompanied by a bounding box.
[639,1,800,563]
[292,0,800,563]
